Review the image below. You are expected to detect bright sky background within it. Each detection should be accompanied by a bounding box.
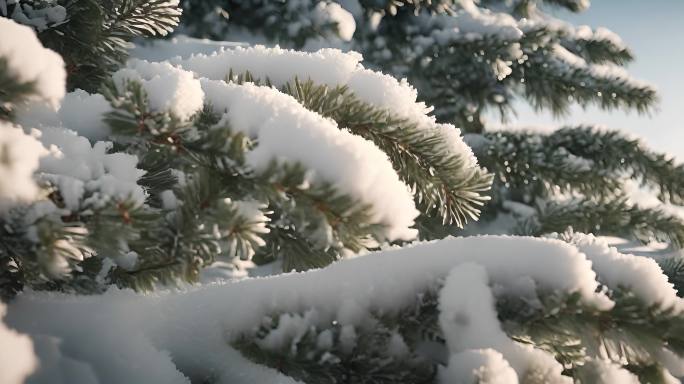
[498,0,684,160]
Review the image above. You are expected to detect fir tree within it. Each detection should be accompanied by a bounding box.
[2,2,684,384]
[178,0,684,254]
[1,2,492,296]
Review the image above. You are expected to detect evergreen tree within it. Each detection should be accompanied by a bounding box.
[1,2,684,384]
[1,1,491,296]
[178,0,684,252]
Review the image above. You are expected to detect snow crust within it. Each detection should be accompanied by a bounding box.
[0,18,65,106]
[5,235,648,384]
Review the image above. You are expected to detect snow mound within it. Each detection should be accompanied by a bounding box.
[439,349,518,384]
[439,263,570,383]
[559,232,684,313]
[16,90,114,142]
[581,359,640,384]
[0,18,65,106]
[112,59,204,121]
[5,235,635,384]
[130,35,246,62]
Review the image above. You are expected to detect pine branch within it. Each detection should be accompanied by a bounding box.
[0,57,37,120]
[12,0,182,91]
[478,130,622,200]
[258,161,386,254]
[234,281,684,383]
[233,303,439,384]
[518,197,684,248]
[547,126,684,205]
[658,257,684,298]
[254,225,338,272]
[281,78,492,227]
[521,51,657,115]
[561,34,634,66]
[110,171,268,290]
[0,206,91,298]
[104,0,180,37]
[503,288,684,377]
[105,79,400,272]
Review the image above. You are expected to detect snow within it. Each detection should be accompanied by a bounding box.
[257,310,319,351]
[312,2,356,41]
[438,263,569,383]
[439,349,517,384]
[593,27,626,49]
[1,0,67,31]
[451,6,522,41]
[201,79,419,241]
[559,232,684,312]
[582,359,640,384]
[0,302,37,384]
[0,18,65,106]
[172,46,359,90]
[0,123,47,210]
[36,126,147,211]
[112,60,204,121]
[18,90,116,142]
[4,235,624,383]
[169,45,479,167]
[57,90,113,141]
[551,44,653,90]
[130,35,246,62]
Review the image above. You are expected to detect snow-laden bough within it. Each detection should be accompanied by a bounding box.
[7,235,682,383]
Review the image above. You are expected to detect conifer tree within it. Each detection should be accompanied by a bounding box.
[179,0,684,252]
[2,2,684,384]
[1,1,492,296]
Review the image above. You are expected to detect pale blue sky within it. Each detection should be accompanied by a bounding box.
[501,0,684,160]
